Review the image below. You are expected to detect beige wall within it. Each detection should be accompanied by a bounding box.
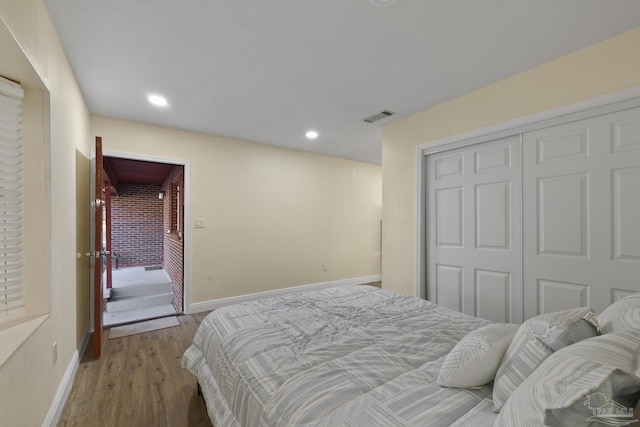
[3,1,634,423]
[382,26,640,297]
[91,116,382,305]
[0,0,91,425]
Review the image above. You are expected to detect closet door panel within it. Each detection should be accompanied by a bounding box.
[435,264,463,312]
[427,135,522,323]
[537,279,589,314]
[612,115,640,153]
[523,107,640,318]
[475,269,511,323]
[537,173,589,257]
[612,166,640,261]
[476,181,511,250]
[435,187,463,247]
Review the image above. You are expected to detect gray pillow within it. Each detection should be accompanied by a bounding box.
[494,330,640,427]
[598,292,640,334]
[492,307,599,411]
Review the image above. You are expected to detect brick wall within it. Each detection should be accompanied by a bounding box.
[110,184,164,268]
[161,167,184,311]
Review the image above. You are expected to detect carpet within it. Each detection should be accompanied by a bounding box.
[108,316,180,339]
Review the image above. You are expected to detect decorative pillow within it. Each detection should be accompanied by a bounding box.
[494,330,640,427]
[492,307,599,411]
[437,323,519,388]
[598,292,640,334]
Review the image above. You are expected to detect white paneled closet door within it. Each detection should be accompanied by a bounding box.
[523,106,640,318]
[427,135,523,323]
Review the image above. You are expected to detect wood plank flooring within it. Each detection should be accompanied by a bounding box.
[58,313,212,427]
[59,283,382,426]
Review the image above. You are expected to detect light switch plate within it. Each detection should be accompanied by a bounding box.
[194,218,205,228]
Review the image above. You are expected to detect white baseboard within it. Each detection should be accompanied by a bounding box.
[187,274,381,314]
[42,324,90,427]
[42,349,79,427]
[77,323,91,365]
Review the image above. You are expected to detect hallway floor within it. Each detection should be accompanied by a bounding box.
[58,312,212,427]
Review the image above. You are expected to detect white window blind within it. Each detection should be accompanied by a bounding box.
[0,76,24,322]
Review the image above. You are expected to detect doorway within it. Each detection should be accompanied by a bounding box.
[101,155,186,326]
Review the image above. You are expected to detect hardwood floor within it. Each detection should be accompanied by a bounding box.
[59,283,383,426]
[58,313,212,427]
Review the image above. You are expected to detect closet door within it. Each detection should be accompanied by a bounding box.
[523,107,640,318]
[427,135,522,323]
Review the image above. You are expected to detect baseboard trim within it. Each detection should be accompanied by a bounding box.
[42,347,80,427]
[42,324,89,427]
[187,275,381,314]
[77,322,91,365]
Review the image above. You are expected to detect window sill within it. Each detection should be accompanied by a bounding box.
[0,314,49,367]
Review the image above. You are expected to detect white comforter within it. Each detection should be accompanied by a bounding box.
[183,285,496,426]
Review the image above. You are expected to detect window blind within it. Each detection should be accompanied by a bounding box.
[0,76,24,322]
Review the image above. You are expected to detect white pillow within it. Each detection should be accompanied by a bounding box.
[492,307,599,411]
[437,323,519,388]
[494,330,640,427]
[598,292,640,334]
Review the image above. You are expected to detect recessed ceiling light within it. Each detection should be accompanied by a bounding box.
[305,130,319,139]
[371,0,397,7]
[148,94,168,107]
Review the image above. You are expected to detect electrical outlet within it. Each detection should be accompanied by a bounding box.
[52,342,57,366]
[323,263,328,272]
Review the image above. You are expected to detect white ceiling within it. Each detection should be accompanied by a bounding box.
[43,0,640,164]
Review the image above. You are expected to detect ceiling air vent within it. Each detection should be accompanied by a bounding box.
[362,110,395,124]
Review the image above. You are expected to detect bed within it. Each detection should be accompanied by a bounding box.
[183,285,640,427]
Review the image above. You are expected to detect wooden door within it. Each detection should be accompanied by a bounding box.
[427,135,523,323]
[93,136,105,358]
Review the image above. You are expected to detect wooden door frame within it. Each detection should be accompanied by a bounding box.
[93,136,104,358]
[101,150,192,314]
[104,187,113,290]
[415,85,640,301]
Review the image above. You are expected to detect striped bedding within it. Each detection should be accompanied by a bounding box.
[183,285,495,426]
